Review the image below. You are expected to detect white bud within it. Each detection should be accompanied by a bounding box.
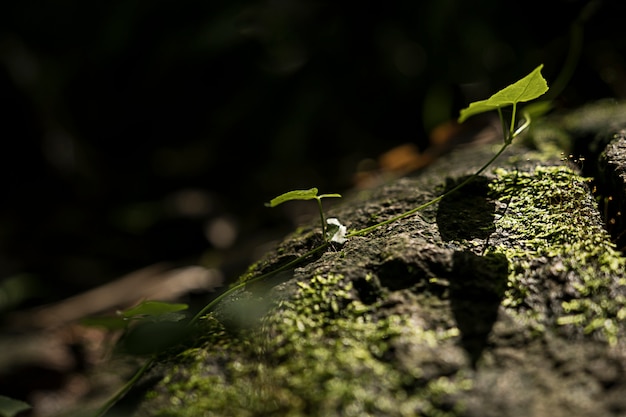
[326,218,347,244]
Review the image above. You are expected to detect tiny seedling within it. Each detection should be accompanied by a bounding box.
[265,187,342,242]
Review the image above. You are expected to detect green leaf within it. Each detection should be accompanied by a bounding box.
[0,396,31,417]
[265,188,319,207]
[122,301,189,318]
[458,64,549,123]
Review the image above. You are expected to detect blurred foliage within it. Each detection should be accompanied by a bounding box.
[1,0,625,307]
[0,395,31,417]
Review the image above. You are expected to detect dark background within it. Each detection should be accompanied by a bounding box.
[1,0,625,312]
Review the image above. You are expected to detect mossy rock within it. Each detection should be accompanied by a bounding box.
[130,101,626,417]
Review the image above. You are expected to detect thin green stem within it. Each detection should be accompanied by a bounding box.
[513,111,531,138]
[348,137,512,238]
[316,197,327,241]
[509,103,517,139]
[93,242,328,417]
[189,242,328,326]
[347,108,533,238]
[93,357,154,417]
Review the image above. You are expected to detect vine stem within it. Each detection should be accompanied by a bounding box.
[316,197,327,241]
[348,109,530,238]
[188,242,329,326]
[93,358,154,417]
[347,141,510,237]
[92,242,329,417]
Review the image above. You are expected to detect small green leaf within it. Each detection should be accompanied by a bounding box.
[0,396,31,417]
[265,188,319,207]
[122,301,189,318]
[458,64,549,123]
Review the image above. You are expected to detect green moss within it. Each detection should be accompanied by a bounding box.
[488,165,626,345]
[147,273,470,417]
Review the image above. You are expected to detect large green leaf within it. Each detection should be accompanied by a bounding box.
[458,64,549,123]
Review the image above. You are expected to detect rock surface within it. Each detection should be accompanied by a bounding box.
[119,101,626,417]
[598,129,626,250]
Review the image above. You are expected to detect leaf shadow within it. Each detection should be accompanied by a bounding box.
[436,176,509,367]
[436,176,496,242]
[448,251,508,367]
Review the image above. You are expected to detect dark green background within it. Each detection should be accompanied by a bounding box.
[1,0,624,308]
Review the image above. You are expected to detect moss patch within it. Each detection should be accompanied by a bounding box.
[145,272,471,417]
[488,165,626,344]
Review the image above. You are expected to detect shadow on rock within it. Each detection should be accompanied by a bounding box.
[436,175,508,367]
[436,176,495,242]
[448,251,508,368]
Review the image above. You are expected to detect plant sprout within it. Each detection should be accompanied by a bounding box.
[265,187,342,242]
[458,64,549,142]
[348,64,549,236]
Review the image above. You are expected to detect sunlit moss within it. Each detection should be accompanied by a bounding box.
[488,165,626,345]
[145,273,470,417]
